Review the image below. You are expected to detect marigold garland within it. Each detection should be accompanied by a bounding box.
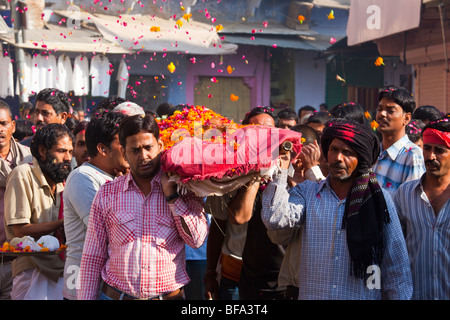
[156,105,243,150]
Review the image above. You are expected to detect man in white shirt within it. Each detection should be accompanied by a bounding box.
[63,111,129,300]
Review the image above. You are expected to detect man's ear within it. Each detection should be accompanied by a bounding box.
[158,138,164,151]
[403,112,412,126]
[97,143,107,156]
[38,145,47,161]
[121,145,127,162]
[59,112,68,124]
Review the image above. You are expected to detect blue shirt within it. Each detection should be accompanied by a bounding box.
[261,169,413,300]
[373,135,425,195]
[394,176,450,300]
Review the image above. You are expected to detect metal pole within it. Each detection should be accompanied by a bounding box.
[438,2,449,72]
[11,0,28,102]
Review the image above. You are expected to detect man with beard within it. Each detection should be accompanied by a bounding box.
[4,123,73,300]
[394,116,450,300]
[77,114,208,300]
[261,119,412,299]
[62,111,128,300]
[20,88,71,147]
[374,87,425,195]
[0,101,32,300]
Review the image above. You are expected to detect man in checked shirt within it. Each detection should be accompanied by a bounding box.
[77,114,208,300]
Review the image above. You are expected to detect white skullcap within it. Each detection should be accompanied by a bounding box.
[113,102,145,116]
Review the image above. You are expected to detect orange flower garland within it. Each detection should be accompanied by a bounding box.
[157,105,243,150]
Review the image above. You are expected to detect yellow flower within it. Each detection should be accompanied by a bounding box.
[230,93,239,102]
[327,10,335,20]
[374,57,385,67]
[183,13,192,21]
[364,111,371,119]
[227,65,234,74]
[371,120,379,131]
[298,15,305,24]
[216,24,224,32]
[150,26,160,32]
[176,19,183,28]
[167,62,176,73]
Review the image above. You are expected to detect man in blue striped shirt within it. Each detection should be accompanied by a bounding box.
[374,87,425,195]
[394,116,450,300]
[262,119,412,300]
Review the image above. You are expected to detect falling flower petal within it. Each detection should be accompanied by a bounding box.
[370,120,379,131]
[329,37,336,45]
[230,93,239,102]
[227,65,234,74]
[336,75,346,83]
[167,62,176,73]
[327,10,335,20]
[374,57,385,67]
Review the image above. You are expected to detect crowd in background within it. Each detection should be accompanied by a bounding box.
[0,86,448,300]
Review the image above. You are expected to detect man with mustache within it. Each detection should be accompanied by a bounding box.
[261,119,412,299]
[393,116,450,300]
[0,101,32,300]
[20,88,71,147]
[4,124,74,299]
[62,111,128,300]
[72,121,90,168]
[77,114,208,300]
[373,87,425,195]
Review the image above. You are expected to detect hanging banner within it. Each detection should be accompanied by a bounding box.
[346,0,422,46]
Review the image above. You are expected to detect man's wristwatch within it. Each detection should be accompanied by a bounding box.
[165,191,179,202]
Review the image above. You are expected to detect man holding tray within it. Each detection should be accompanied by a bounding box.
[4,123,74,300]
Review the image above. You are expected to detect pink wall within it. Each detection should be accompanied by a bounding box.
[185,45,271,108]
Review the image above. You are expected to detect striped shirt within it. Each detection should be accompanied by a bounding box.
[77,170,208,300]
[393,176,450,300]
[373,134,425,195]
[261,169,413,300]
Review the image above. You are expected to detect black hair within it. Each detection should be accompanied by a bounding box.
[65,117,79,133]
[73,120,89,137]
[277,108,298,122]
[242,106,277,125]
[155,102,175,117]
[306,111,332,125]
[423,114,450,133]
[119,114,160,147]
[298,105,316,118]
[36,88,71,115]
[290,124,320,145]
[330,102,366,124]
[412,105,443,123]
[378,86,416,114]
[0,100,12,119]
[405,119,426,143]
[92,96,126,116]
[85,111,126,158]
[19,101,33,114]
[13,119,34,141]
[30,123,74,161]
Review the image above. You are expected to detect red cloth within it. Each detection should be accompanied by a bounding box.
[423,128,450,149]
[161,125,302,182]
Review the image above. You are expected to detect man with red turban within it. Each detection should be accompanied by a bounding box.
[394,115,450,300]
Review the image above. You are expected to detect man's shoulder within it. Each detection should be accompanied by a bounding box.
[97,173,126,193]
[394,177,421,196]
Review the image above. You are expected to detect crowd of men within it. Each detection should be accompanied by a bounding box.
[0,85,448,300]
